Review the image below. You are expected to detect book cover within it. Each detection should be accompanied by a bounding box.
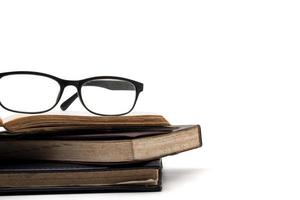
[0,159,162,195]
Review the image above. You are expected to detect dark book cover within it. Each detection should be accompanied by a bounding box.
[0,159,162,195]
[0,125,201,163]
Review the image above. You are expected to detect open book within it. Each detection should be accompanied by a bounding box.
[0,114,170,134]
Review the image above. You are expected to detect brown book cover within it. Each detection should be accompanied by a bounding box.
[0,114,170,134]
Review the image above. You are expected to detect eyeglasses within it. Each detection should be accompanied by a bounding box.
[0,71,143,116]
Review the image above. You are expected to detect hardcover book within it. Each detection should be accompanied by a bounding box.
[0,125,202,163]
[0,159,162,195]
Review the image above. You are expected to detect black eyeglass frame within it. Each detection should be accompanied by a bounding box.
[0,71,143,116]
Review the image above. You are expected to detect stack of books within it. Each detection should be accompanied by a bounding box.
[0,114,202,195]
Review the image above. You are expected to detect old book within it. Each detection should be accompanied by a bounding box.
[0,125,202,163]
[0,114,170,134]
[0,159,162,195]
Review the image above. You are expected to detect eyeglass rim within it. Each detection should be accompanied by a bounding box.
[0,71,143,116]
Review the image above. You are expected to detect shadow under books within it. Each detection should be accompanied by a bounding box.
[162,168,206,190]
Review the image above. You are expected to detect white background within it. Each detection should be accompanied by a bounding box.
[0,0,300,199]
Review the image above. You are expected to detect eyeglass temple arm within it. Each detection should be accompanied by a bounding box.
[60,80,135,111]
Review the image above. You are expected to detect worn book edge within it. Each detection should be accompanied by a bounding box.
[133,125,201,160]
[0,125,201,163]
[1,114,170,134]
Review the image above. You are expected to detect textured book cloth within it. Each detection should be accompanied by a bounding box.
[0,159,162,195]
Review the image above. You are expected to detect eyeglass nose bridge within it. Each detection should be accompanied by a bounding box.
[58,80,81,111]
[61,80,80,88]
